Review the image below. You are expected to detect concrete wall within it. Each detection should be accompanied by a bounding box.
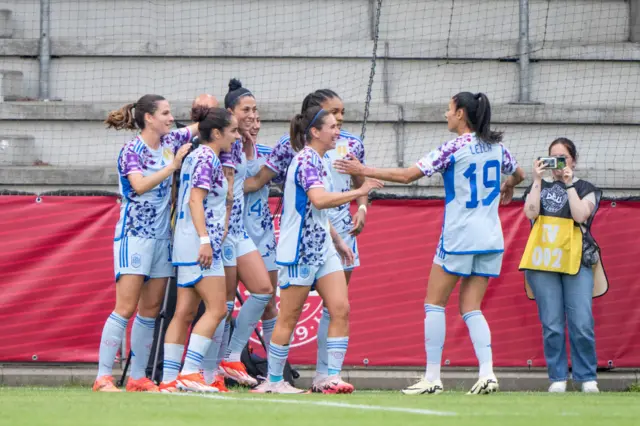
[0,0,638,194]
[2,0,629,43]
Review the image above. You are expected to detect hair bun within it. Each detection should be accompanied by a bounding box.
[228,78,243,92]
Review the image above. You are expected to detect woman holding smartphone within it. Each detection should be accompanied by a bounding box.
[520,137,607,393]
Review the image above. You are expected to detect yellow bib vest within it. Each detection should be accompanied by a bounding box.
[519,216,582,275]
[520,179,608,300]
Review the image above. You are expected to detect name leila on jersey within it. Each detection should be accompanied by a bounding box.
[469,142,493,155]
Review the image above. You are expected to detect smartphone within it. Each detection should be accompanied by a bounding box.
[538,156,566,169]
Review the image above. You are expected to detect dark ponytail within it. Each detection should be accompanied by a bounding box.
[199,108,234,143]
[105,94,165,131]
[300,89,340,114]
[452,92,503,143]
[289,106,330,152]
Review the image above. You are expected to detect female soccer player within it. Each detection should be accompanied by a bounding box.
[244,89,368,391]
[157,108,240,393]
[207,79,273,387]
[243,112,279,349]
[94,95,198,392]
[251,107,382,394]
[335,92,525,395]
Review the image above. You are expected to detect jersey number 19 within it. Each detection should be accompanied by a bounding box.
[463,160,501,209]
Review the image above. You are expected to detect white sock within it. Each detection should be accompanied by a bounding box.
[97,312,128,378]
[129,315,156,380]
[161,343,184,383]
[181,334,212,375]
[463,310,493,378]
[327,337,349,376]
[424,304,446,382]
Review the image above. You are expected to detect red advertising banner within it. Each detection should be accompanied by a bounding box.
[0,195,638,368]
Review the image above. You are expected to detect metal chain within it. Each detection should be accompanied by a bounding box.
[360,0,384,142]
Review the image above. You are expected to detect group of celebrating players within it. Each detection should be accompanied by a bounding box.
[92,78,525,395]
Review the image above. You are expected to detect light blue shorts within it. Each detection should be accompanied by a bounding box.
[175,257,225,287]
[433,239,503,278]
[222,231,258,267]
[113,236,174,282]
[278,251,344,289]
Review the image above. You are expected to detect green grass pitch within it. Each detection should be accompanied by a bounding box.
[1,387,638,426]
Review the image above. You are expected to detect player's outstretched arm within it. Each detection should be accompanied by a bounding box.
[334,154,423,185]
[244,166,277,194]
[307,179,383,210]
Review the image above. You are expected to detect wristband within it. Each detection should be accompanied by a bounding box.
[358,204,368,214]
[199,236,211,245]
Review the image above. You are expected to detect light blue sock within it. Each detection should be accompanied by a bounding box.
[463,310,494,378]
[202,312,228,384]
[261,317,277,353]
[162,343,184,383]
[424,304,446,382]
[315,307,330,376]
[226,293,272,362]
[268,342,290,383]
[181,334,212,375]
[97,312,128,378]
[129,315,156,380]
[327,336,349,376]
[214,302,234,371]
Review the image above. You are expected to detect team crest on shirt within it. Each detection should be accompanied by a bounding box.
[163,148,174,163]
[131,253,142,269]
[335,140,348,158]
[541,184,568,213]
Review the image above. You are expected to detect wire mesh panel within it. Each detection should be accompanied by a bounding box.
[369,0,639,197]
[0,0,638,196]
[0,0,378,192]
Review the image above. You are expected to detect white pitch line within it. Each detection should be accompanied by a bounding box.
[165,392,456,417]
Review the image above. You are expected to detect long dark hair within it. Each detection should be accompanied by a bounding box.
[289,107,331,152]
[105,94,166,131]
[549,137,578,163]
[452,92,502,143]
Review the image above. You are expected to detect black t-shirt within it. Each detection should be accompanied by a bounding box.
[524,178,602,266]
[525,179,597,220]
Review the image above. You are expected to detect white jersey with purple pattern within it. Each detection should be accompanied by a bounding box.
[276,146,333,266]
[244,143,276,253]
[114,127,192,241]
[324,130,365,233]
[220,139,248,238]
[265,129,363,233]
[172,145,228,264]
[416,133,518,254]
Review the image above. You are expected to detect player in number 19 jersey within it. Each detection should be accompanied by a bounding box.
[334,92,525,396]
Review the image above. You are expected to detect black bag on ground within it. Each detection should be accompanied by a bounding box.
[226,318,299,387]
